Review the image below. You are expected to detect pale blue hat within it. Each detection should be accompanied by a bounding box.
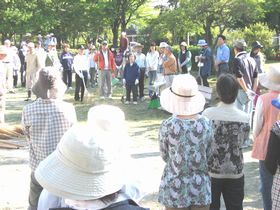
[197,39,208,46]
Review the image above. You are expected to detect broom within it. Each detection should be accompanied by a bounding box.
[82,76,90,103]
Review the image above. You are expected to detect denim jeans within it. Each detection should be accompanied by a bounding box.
[210,176,244,210]
[259,160,273,210]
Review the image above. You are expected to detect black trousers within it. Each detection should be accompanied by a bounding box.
[62,69,72,88]
[126,84,137,102]
[210,176,244,210]
[138,68,145,98]
[75,71,88,102]
[20,64,26,87]
[13,75,18,88]
[197,75,209,87]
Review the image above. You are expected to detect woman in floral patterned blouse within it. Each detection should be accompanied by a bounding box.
[158,74,213,210]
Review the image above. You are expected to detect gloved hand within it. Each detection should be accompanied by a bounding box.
[135,79,139,85]
[246,89,255,101]
[122,79,126,85]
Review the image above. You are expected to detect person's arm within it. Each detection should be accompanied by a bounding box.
[37,189,63,210]
[252,77,258,93]
[220,46,230,63]
[265,130,280,175]
[21,109,30,141]
[152,51,159,70]
[135,64,140,84]
[177,56,182,73]
[73,56,82,77]
[253,97,263,139]
[252,65,259,92]
[110,52,116,72]
[159,122,169,162]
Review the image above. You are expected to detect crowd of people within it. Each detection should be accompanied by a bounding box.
[0,31,279,210]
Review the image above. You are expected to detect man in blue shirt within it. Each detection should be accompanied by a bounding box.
[215,35,230,77]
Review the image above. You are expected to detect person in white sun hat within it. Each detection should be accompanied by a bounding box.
[158,74,212,210]
[35,105,149,210]
[252,64,280,210]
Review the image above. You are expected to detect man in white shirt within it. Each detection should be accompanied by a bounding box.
[135,43,146,101]
[73,45,89,102]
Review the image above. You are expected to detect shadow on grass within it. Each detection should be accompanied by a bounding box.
[243,161,262,209]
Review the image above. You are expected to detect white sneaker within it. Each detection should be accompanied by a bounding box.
[100,96,105,99]
[108,95,112,99]
[125,101,130,104]
[133,101,138,105]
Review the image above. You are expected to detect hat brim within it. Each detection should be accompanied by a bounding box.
[198,43,207,46]
[259,73,280,91]
[253,45,263,49]
[35,149,124,200]
[160,88,205,115]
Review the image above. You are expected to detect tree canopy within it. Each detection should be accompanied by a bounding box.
[0,0,278,51]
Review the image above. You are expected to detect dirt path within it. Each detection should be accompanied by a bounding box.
[0,89,264,210]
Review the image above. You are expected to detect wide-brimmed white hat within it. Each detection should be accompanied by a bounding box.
[35,105,129,200]
[180,41,188,47]
[259,64,280,91]
[160,74,205,115]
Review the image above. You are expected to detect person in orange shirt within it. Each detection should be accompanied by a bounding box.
[94,41,116,99]
[161,42,177,88]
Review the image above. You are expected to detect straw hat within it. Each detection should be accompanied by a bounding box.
[35,105,128,200]
[32,67,66,99]
[27,42,35,48]
[259,64,280,91]
[180,41,188,47]
[233,39,247,49]
[159,42,168,48]
[134,43,144,48]
[160,74,205,115]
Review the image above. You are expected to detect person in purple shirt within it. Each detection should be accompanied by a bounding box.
[215,35,230,77]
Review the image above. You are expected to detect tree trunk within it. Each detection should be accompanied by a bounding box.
[204,18,213,47]
[72,37,75,49]
[112,21,120,48]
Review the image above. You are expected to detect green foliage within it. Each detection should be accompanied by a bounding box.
[263,0,280,34]
[226,23,274,59]
[0,0,275,54]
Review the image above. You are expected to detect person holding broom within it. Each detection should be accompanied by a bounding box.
[73,45,89,102]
